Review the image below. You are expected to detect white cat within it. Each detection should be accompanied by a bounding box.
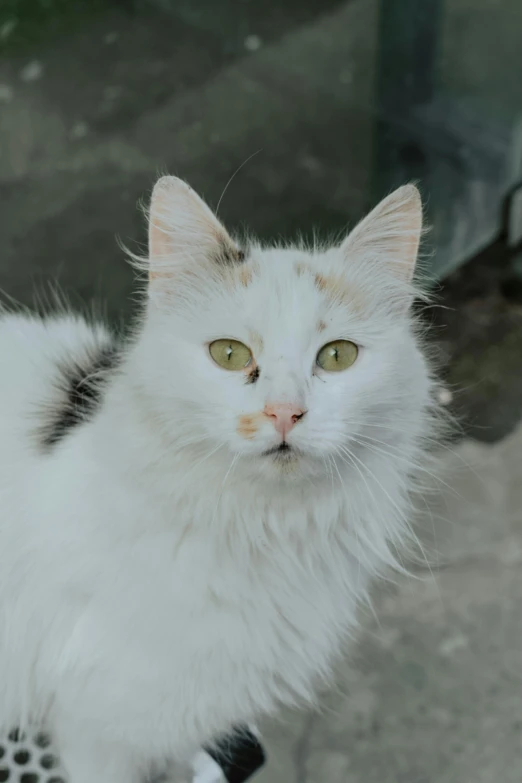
[0,177,436,782]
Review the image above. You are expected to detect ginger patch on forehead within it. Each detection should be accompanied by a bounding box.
[293,262,365,313]
[315,272,365,312]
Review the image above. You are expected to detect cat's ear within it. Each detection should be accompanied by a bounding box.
[341,184,423,282]
[148,176,241,283]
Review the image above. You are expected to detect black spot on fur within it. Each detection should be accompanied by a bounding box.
[245,365,260,384]
[40,342,121,449]
[206,726,266,783]
[215,240,247,266]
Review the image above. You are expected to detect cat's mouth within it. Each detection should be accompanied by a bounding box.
[261,442,298,460]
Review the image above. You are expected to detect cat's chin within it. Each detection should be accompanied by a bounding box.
[245,442,324,482]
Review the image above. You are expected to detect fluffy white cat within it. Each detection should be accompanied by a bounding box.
[0,177,436,782]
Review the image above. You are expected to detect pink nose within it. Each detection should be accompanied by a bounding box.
[263,403,307,439]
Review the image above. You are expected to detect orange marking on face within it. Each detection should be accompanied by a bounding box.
[238,266,253,286]
[237,412,264,439]
[314,273,328,291]
[314,273,364,312]
[318,319,327,332]
[295,264,365,312]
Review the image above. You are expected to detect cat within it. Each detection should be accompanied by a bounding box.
[0,176,437,783]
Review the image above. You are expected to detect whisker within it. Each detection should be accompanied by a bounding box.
[338,444,435,579]
[333,447,397,575]
[350,434,460,499]
[216,150,263,216]
[210,452,241,527]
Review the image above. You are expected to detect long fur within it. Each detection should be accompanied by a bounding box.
[0,181,439,783]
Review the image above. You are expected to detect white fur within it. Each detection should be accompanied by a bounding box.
[0,182,437,782]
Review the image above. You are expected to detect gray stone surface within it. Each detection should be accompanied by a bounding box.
[255,427,522,782]
[1,0,521,325]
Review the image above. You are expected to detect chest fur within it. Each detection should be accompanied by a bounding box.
[99,530,360,708]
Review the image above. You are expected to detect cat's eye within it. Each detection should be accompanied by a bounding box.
[316,340,358,372]
[209,339,253,371]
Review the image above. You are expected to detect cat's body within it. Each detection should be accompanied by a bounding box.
[0,179,436,782]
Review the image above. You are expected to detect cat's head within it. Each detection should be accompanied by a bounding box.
[133,176,431,484]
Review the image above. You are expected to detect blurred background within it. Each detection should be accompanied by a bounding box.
[1,1,522,781]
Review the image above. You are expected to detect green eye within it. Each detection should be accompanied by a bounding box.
[316,340,358,372]
[209,339,253,371]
